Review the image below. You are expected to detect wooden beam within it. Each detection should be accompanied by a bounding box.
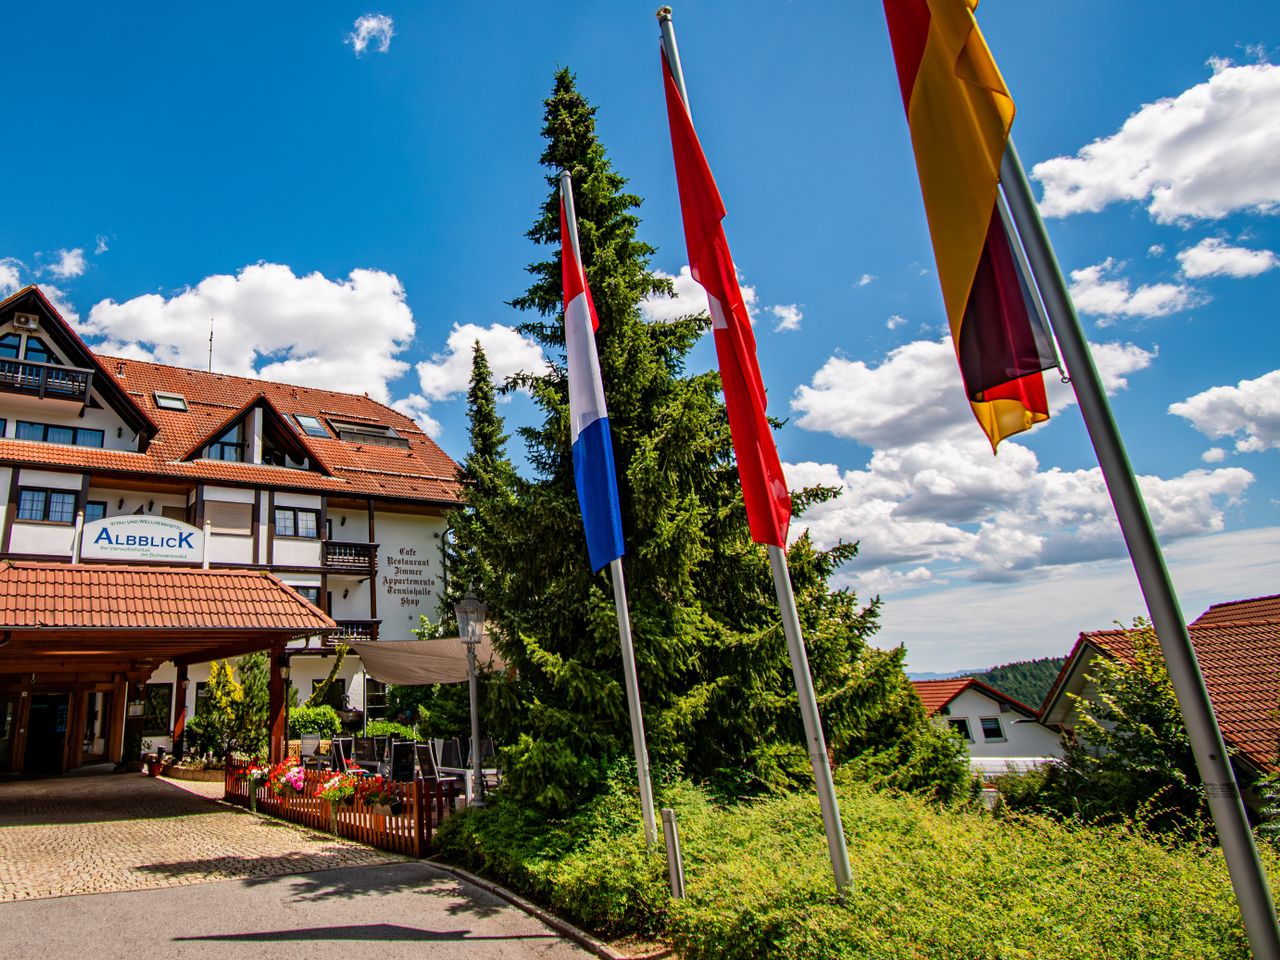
[173,663,189,760]
[267,642,285,764]
[105,674,127,764]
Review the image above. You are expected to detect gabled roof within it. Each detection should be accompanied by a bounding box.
[911,677,1039,718]
[176,391,330,475]
[1040,595,1280,773]
[0,285,157,440]
[0,286,462,505]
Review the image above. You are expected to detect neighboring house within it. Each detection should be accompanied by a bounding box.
[0,285,462,774]
[912,677,1063,777]
[1040,594,1280,777]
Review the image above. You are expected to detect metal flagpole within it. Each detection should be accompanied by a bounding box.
[999,137,1280,959]
[610,558,659,849]
[657,6,852,894]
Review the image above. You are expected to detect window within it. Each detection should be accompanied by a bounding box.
[17,488,77,524]
[291,585,322,605]
[0,333,19,359]
[0,418,6,437]
[205,501,252,534]
[948,718,973,742]
[980,717,1006,742]
[22,337,59,364]
[312,678,347,711]
[153,391,188,411]
[142,683,173,736]
[14,421,104,448]
[207,423,244,461]
[293,414,330,438]
[84,500,107,524]
[274,507,320,538]
[328,419,409,449]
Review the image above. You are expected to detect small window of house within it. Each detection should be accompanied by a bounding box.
[207,423,244,462]
[948,718,973,742]
[294,415,330,438]
[328,419,409,448]
[84,501,107,524]
[980,717,1006,741]
[0,333,20,359]
[22,337,59,365]
[154,392,188,411]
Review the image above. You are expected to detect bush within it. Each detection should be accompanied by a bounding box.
[365,719,417,741]
[289,704,342,738]
[433,767,1272,959]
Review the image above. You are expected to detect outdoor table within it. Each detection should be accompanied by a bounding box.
[438,766,498,803]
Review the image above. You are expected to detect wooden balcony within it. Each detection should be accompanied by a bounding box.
[327,620,380,645]
[322,540,378,574]
[0,357,94,406]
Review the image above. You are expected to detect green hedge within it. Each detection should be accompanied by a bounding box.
[364,719,417,741]
[433,769,1273,959]
[288,704,341,738]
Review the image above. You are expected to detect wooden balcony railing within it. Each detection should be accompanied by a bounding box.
[0,358,94,405]
[329,620,380,644]
[323,540,378,573]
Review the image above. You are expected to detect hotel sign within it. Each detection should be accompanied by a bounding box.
[81,516,204,564]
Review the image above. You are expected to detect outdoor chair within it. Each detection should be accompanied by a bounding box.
[389,740,415,782]
[330,736,353,770]
[438,738,464,769]
[353,737,376,762]
[299,734,323,770]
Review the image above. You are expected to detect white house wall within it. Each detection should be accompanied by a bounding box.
[374,510,448,640]
[944,688,1062,760]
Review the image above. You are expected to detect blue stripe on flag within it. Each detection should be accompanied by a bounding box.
[572,415,625,572]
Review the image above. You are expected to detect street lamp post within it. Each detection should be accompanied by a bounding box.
[453,591,487,807]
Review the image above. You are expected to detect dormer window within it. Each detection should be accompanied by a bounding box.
[293,414,330,438]
[154,391,188,411]
[0,333,19,359]
[207,423,244,462]
[328,419,409,449]
[22,337,59,365]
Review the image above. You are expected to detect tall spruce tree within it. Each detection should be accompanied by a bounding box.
[459,69,964,812]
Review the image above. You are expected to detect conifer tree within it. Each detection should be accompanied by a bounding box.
[460,69,964,811]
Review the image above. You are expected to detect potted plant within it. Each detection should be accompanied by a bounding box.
[361,776,402,816]
[243,762,269,813]
[316,764,365,831]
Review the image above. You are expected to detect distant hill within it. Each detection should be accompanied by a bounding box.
[970,657,1067,710]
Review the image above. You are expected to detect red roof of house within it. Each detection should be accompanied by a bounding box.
[0,561,337,633]
[0,286,462,505]
[911,677,1038,717]
[1057,596,1280,772]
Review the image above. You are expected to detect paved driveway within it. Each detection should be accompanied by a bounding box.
[0,773,594,959]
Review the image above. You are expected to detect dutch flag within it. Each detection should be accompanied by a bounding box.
[559,171,625,573]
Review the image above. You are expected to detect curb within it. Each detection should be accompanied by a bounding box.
[427,859,628,960]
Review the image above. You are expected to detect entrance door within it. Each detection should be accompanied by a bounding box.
[23,694,69,775]
[0,695,18,769]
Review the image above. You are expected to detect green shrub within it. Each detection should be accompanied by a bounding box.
[433,767,1272,959]
[288,704,341,738]
[365,719,416,741]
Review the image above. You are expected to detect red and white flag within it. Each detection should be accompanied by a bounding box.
[661,46,791,549]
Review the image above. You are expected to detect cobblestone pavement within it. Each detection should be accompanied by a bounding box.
[0,772,404,902]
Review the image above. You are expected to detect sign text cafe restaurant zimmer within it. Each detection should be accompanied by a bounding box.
[0,286,462,775]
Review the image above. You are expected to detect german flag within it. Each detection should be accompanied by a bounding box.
[884,0,1058,450]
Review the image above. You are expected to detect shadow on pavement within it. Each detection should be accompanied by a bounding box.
[173,923,559,943]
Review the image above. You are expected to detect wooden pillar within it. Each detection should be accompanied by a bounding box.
[8,675,32,774]
[66,689,87,771]
[267,643,286,764]
[172,664,189,760]
[105,674,128,764]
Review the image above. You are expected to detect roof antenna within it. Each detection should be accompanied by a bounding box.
[208,317,214,372]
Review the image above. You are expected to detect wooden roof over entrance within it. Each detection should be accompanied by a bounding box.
[0,562,337,680]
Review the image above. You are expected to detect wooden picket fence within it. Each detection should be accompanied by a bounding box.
[224,762,459,857]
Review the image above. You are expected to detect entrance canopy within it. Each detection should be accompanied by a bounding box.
[350,633,506,685]
[0,561,337,681]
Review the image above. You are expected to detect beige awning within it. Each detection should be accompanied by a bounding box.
[349,631,506,686]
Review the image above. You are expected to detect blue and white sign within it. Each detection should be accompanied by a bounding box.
[80,515,204,563]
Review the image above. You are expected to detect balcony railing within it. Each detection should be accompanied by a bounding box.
[328,620,381,645]
[0,357,94,405]
[323,540,378,574]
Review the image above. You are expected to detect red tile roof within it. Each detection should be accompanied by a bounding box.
[0,286,462,505]
[0,561,337,633]
[911,677,1038,717]
[1074,596,1280,772]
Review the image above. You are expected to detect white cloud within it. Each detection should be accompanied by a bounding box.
[885,314,907,330]
[1202,447,1227,463]
[84,263,412,403]
[1032,61,1280,223]
[856,273,876,287]
[1169,369,1280,453]
[94,236,109,255]
[1068,258,1202,321]
[770,303,802,332]
[347,13,394,56]
[0,258,22,296]
[389,393,443,438]
[414,322,547,402]
[1148,244,1165,257]
[46,248,86,279]
[642,265,760,325]
[41,284,79,324]
[1175,237,1278,278]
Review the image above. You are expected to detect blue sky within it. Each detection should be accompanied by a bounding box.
[4,2,1278,671]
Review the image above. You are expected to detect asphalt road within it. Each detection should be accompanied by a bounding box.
[0,859,594,960]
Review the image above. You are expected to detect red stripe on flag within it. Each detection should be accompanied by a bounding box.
[662,50,791,549]
[560,194,600,332]
[882,0,931,111]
